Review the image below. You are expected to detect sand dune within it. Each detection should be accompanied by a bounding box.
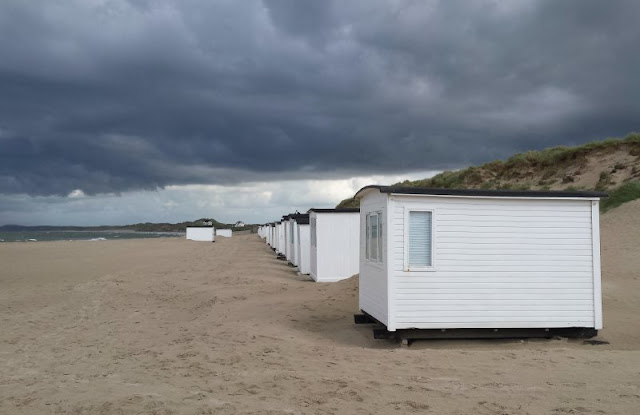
[1,205,639,414]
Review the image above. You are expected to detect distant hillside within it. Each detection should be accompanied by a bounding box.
[0,218,257,233]
[337,133,640,212]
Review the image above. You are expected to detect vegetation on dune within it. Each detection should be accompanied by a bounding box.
[336,197,360,209]
[123,218,233,233]
[337,133,640,211]
[600,181,640,213]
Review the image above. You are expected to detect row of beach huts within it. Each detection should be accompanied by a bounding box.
[257,185,607,341]
[185,226,232,242]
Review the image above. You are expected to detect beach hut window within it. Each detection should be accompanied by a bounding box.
[370,214,378,261]
[366,212,384,263]
[310,218,317,247]
[406,210,433,270]
[365,214,370,259]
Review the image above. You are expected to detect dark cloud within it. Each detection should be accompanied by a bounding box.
[0,0,639,196]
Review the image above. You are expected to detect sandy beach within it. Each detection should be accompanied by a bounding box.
[1,203,640,414]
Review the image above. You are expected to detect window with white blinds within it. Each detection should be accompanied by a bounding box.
[365,211,384,263]
[407,210,433,269]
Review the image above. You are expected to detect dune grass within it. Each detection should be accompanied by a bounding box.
[407,133,640,190]
[336,133,640,209]
[600,181,640,213]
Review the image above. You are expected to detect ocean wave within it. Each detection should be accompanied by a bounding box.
[89,237,107,241]
[27,239,37,241]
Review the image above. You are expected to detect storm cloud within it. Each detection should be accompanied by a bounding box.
[1,0,639,197]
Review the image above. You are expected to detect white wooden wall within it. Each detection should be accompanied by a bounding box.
[283,221,289,259]
[297,224,310,274]
[278,223,285,254]
[311,212,360,282]
[270,226,275,247]
[387,194,600,331]
[290,220,299,266]
[310,215,318,278]
[216,229,232,237]
[186,227,215,242]
[285,220,293,262]
[359,191,389,326]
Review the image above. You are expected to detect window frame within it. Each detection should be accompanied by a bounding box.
[365,210,384,265]
[290,221,295,241]
[310,217,317,247]
[403,207,436,272]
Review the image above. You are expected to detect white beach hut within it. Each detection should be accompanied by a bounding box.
[309,208,360,282]
[270,223,276,249]
[216,229,233,238]
[284,214,302,265]
[295,214,311,275]
[282,215,293,261]
[274,222,279,251]
[287,214,306,267]
[354,185,606,338]
[270,223,275,248]
[277,221,286,255]
[186,226,215,242]
[266,224,271,245]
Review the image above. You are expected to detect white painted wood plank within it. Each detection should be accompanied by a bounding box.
[438,211,593,218]
[396,310,594,317]
[439,221,592,227]
[438,227,593,234]
[395,304,594,311]
[591,201,603,329]
[395,279,592,285]
[395,298,594,305]
[394,317,595,323]
[396,293,594,300]
[393,321,594,329]
[437,240,593,247]
[437,248,592,255]
[395,282,593,289]
[431,265,593,272]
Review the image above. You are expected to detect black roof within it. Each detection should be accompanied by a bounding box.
[290,213,310,224]
[308,208,360,213]
[355,185,607,199]
[282,212,300,220]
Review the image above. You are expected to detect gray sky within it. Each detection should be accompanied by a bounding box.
[1,0,639,225]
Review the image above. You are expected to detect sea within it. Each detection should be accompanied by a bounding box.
[0,230,183,243]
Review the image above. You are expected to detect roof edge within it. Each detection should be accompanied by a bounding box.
[308,208,360,213]
[355,185,608,199]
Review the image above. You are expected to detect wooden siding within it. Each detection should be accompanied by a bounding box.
[390,196,596,330]
[288,219,297,265]
[277,223,285,255]
[359,190,389,325]
[297,225,311,275]
[313,212,360,282]
[309,214,318,280]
